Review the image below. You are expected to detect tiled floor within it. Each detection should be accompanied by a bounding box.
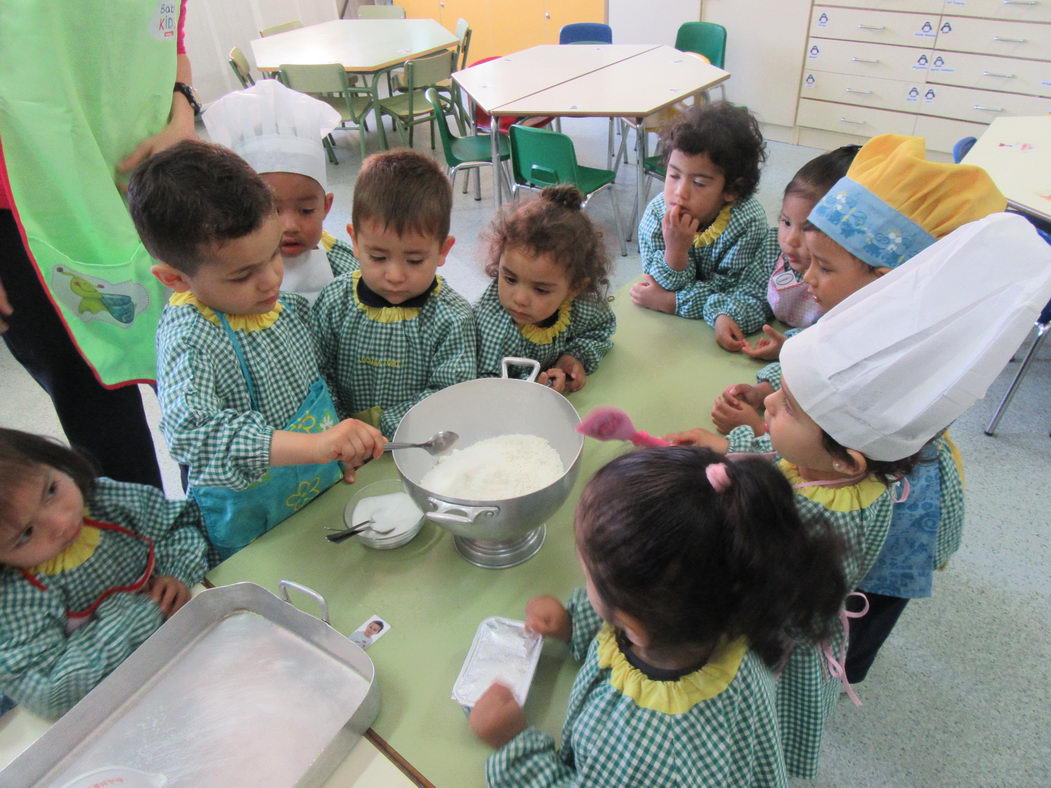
[2,116,1048,786]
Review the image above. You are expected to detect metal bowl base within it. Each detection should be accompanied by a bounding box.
[453,526,546,569]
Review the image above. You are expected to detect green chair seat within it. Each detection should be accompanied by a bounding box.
[450,133,509,164]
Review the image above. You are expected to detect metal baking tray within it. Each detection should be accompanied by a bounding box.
[2,581,379,787]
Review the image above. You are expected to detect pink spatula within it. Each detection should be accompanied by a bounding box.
[577,406,671,448]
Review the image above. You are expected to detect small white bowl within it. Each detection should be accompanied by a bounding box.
[343,478,424,550]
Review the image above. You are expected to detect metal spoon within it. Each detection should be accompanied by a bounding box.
[326,519,395,544]
[383,430,459,455]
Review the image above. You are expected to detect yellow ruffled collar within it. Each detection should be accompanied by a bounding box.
[519,299,573,344]
[692,202,733,248]
[169,291,282,331]
[28,520,101,575]
[351,270,441,323]
[778,459,887,513]
[597,624,747,714]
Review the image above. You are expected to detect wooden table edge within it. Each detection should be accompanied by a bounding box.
[365,729,436,788]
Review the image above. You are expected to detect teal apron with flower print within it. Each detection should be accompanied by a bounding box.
[191,311,342,559]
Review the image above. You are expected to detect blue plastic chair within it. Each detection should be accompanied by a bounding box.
[559,23,612,45]
[952,136,977,163]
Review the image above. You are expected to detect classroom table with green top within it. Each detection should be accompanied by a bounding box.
[207,284,769,787]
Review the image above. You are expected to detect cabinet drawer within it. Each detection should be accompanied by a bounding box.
[914,114,988,152]
[801,70,928,113]
[918,83,1051,121]
[935,15,1051,58]
[819,0,943,11]
[926,50,1051,96]
[811,6,941,46]
[797,97,919,135]
[805,38,934,81]
[942,0,1051,24]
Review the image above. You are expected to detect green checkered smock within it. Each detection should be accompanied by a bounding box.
[0,478,208,718]
[933,435,965,569]
[639,194,772,334]
[321,231,359,277]
[156,292,324,490]
[474,280,616,379]
[311,271,476,437]
[486,589,788,787]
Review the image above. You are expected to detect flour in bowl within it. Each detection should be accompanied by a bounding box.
[420,434,564,499]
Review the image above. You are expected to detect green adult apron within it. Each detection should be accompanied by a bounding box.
[0,0,178,385]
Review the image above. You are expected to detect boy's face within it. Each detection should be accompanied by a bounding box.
[802,231,885,311]
[663,149,736,228]
[364,621,383,637]
[497,246,577,326]
[778,193,814,275]
[350,217,454,305]
[152,212,284,315]
[263,172,334,258]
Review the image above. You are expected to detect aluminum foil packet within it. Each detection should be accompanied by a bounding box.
[451,617,542,713]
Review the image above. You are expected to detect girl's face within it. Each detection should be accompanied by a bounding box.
[663,149,735,228]
[0,468,85,569]
[762,379,840,472]
[497,246,577,326]
[778,193,816,274]
[803,231,884,311]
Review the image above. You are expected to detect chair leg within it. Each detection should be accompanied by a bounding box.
[606,118,615,171]
[430,118,436,150]
[629,175,655,240]
[323,136,338,165]
[608,187,627,257]
[984,321,1049,435]
[473,166,482,201]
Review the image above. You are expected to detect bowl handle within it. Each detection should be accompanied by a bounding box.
[501,356,541,383]
[426,497,500,525]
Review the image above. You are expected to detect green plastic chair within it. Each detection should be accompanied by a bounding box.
[259,20,303,37]
[508,125,626,256]
[378,50,457,148]
[228,46,255,88]
[279,64,374,162]
[426,88,510,202]
[675,22,726,99]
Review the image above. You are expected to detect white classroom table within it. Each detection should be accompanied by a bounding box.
[250,19,458,150]
[962,115,1051,224]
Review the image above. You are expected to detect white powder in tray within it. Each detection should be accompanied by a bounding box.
[420,434,564,500]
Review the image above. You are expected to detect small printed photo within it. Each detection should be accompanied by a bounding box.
[350,615,389,650]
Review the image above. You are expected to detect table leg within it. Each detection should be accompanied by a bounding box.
[370,71,388,151]
[491,122,502,210]
[633,116,645,244]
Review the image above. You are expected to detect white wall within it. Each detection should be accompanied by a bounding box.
[609,0,701,46]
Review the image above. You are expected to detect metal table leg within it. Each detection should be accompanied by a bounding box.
[632,115,645,243]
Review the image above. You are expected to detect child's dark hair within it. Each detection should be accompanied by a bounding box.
[661,102,767,201]
[352,149,452,242]
[577,446,846,668]
[820,430,924,486]
[127,140,275,275]
[784,145,861,203]
[484,186,611,300]
[0,429,97,532]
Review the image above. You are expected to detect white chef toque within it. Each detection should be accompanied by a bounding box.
[780,212,1051,461]
[202,79,340,190]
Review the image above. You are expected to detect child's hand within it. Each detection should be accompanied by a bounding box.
[713,314,747,352]
[525,594,571,642]
[319,419,386,482]
[662,427,730,453]
[630,275,676,314]
[537,367,568,393]
[469,683,528,750]
[143,575,191,618]
[661,203,700,262]
[711,395,765,436]
[721,383,769,412]
[741,325,788,361]
[555,354,586,393]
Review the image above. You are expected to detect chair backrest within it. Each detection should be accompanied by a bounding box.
[559,22,612,45]
[674,21,726,68]
[454,19,472,70]
[509,125,580,189]
[425,88,459,165]
[952,136,978,164]
[406,49,455,89]
[228,46,255,87]
[259,20,303,37]
[279,63,348,96]
[358,5,406,18]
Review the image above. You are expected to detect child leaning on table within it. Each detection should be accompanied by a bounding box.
[129,141,384,560]
[468,446,848,787]
[310,149,477,437]
[0,429,208,718]
[631,101,771,351]
[475,185,616,392]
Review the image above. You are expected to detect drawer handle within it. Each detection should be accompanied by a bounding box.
[850,56,881,64]
[1001,1,1037,5]
[972,105,1006,112]
[857,24,886,31]
[992,36,1028,43]
[982,71,1017,78]
[838,117,867,125]
[845,88,873,94]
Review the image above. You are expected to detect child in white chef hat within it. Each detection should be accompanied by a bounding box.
[203,79,358,304]
[665,212,1051,778]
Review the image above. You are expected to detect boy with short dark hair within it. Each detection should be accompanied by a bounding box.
[128,140,384,558]
[310,149,476,436]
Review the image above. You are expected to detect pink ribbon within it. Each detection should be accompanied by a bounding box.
[820,591,869,707]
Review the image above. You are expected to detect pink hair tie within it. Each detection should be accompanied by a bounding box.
[706,463,732,492]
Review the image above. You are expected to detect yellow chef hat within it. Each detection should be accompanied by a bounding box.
[809,134,1005,269]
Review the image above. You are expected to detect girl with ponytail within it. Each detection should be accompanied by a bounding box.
[467,446,846,787]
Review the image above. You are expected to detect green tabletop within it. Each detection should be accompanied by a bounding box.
[208,285,769,787]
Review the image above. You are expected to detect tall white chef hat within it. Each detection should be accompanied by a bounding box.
[202,79,340,190]
[780,212,1051,461]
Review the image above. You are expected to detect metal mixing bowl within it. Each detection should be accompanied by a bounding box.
[392,359,583,568]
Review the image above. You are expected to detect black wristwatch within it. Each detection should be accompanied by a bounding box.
[173,81,202,117]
